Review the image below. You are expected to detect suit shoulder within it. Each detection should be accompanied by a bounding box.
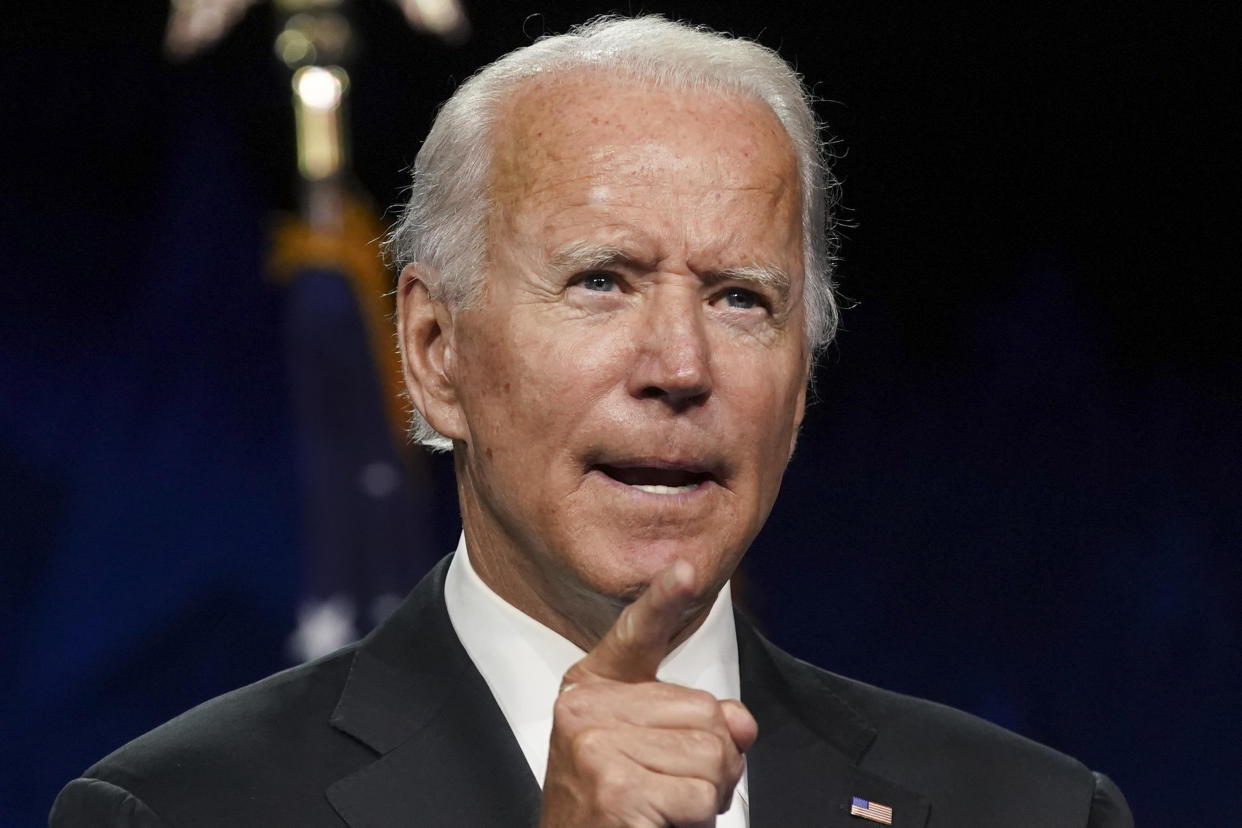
[765,645,1116,826]
[837,669,1085,769]
[50,777,169,828]
[767,644,1085,764]
[94,646,359,769]
[61,647,373,826]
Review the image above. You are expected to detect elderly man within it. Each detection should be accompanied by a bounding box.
[52,16,1132,828]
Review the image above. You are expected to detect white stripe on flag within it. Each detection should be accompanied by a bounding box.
[850,797,894,825]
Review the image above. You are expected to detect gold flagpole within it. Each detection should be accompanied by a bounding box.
[163,0,470,232]
[274,0,352,232]
[161,0,470,438]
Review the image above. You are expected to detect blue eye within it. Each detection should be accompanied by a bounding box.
[579,272,617,292]
[722,288,759,309]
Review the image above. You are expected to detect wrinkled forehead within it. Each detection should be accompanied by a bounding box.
[486,70,800,212]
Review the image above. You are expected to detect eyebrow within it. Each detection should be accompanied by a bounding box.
[709,264,792,300]
[548,240,792,300]
[547,241,645,273]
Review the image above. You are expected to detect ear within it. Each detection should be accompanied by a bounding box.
[396,263,468,442]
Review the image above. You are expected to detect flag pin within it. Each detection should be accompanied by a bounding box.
[850,796,893,825]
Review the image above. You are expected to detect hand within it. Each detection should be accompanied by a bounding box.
[539,560,758,827]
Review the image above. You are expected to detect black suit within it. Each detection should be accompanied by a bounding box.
[51,556,1131,827]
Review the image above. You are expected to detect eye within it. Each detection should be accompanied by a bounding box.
[719,287,762,310]
[576,271,618,292]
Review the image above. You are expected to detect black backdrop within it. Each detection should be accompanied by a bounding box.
[3,2,1237,825]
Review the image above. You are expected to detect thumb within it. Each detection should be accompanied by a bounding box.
[575,559,698,683]
[721,698,759,753]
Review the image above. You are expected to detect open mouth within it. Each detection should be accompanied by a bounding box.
[592,463,715,495]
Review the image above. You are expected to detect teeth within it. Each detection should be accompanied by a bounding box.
[632,483,699,495]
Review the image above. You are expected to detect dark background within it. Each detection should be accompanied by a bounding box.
[3,2,1237,825]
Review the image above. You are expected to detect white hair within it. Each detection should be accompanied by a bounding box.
[385,14,840,451]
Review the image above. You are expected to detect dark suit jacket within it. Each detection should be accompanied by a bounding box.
[51,556,1132,827]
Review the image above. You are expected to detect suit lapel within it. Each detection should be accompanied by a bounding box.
[325,557,542,827]
[738,615,931,828]
[320,558,929,827]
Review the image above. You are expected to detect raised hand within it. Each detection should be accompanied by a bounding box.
[540,560,758,827]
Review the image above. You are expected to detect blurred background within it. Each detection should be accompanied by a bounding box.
[2,1,1236,824]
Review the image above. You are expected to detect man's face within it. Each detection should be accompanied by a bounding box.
[422,74,808,641]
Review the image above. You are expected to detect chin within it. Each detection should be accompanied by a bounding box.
[568,532,738,601]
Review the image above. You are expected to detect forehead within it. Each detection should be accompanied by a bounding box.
[487,71,800,224]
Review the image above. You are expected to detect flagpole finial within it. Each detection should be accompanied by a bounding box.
[163,0,263,60]
[392,0,470,45]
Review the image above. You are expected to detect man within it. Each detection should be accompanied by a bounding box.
[52,16,1132,827]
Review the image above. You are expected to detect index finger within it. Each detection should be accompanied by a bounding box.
[576,559,699,683]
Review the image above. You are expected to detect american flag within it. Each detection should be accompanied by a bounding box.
[850,796,894,825]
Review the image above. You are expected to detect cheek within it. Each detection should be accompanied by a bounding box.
[511,315,634,405]
[729,356,805,477]
[458,315,625,453]
[460,332,516,409]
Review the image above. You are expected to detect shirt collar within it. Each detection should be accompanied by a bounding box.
[443,533,743,786]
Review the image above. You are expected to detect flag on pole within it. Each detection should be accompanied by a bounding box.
[269,194,435,662]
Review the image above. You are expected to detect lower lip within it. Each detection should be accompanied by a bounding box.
[587,469,716,500]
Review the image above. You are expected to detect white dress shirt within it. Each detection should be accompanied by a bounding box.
[444,534,750,826]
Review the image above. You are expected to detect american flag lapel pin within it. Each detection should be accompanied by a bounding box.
[850,796,894,825]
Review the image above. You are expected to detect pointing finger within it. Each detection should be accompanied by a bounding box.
[577,559,698,683]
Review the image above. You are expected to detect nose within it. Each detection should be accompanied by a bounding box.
[626,287,712,410]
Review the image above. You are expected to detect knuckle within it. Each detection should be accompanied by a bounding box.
[552,694,576,723]
[594,768,638,813]
[684,728,721,758]
[715,734,737,774]
[689,728,739,782]
[688,689,723,722]
[692,687,718,708]
[570,727,611,764]
[554,683,595,720]
[561,663,589,687]
[726,743,744,779]
[685,778,719,817]
[552,690,576,717]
